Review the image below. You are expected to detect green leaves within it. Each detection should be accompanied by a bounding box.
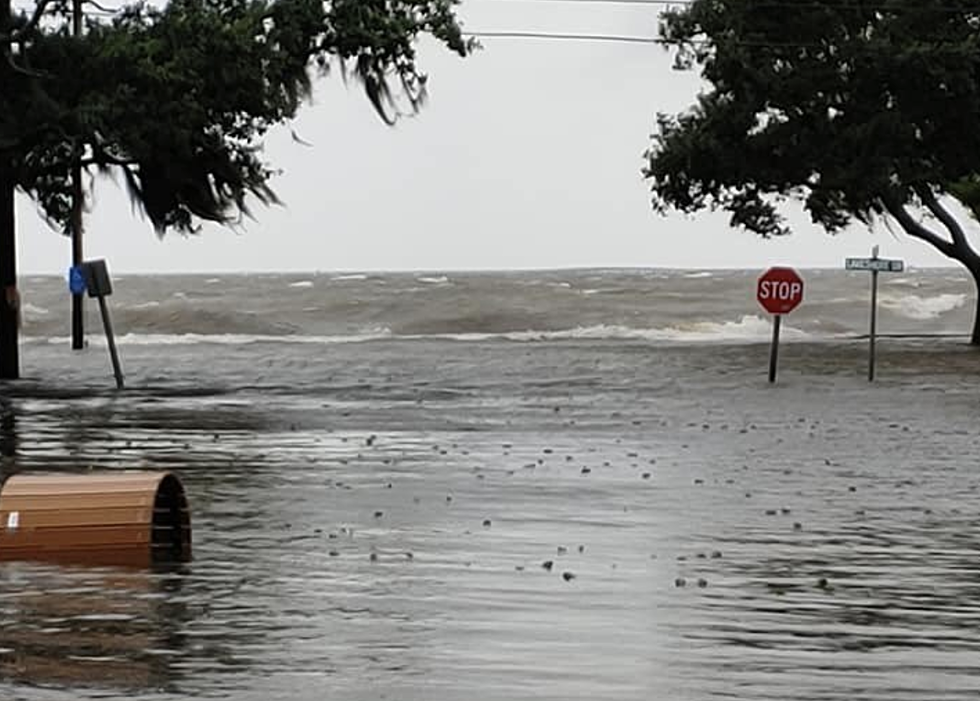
[645,0,980,241]
[2,0,468,234]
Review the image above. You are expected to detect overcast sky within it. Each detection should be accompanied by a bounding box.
[14,0,963,274]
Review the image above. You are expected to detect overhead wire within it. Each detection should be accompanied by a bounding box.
[469,0,980,13]
[59,0,980,48]
[466,30,663,42]
[464,0,980,46]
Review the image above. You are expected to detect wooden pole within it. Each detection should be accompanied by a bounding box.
[0,0,19,380]
[97,295,124,389]
[768,314,781,383]
[70,0,84,350]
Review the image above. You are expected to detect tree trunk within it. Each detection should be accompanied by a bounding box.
[969,263,980,347]
[0,163,18,380]
[0,0,19,379]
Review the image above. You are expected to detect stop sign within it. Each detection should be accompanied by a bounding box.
[757,267,804,315]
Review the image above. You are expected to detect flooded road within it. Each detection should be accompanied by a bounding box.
[2,338,980,700]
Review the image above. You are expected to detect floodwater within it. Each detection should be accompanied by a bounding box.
[2,330,980,700]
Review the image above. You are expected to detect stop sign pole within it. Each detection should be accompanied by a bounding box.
[757,267,804,383]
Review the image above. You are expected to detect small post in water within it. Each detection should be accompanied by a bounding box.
[769,314,781,383]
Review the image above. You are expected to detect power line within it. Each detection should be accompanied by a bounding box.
[464,29,980,48]
[472,0,688,5]
[471,0,978,11]
[466,30,663,43]
[462,30,810,47]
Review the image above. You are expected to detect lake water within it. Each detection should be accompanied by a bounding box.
[2,269,979,700]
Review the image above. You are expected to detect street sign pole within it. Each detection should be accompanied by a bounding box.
[869,249,879,382]
[769,314,781,383]
[70,0,84,351]
[845,246,904,382]
[757,267,804,384]
[76,260,124,389]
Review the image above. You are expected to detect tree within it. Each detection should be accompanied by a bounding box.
[0,0,470,379]
[644,0,980,343]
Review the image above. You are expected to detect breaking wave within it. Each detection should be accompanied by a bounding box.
[24,316,809,346]
[880,293,966,320]
[21,303,49,320]
[331,274,368,281]
[431,316,806,343]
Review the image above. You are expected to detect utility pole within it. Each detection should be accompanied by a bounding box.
[70,0,84,350]
[0,0,20,379]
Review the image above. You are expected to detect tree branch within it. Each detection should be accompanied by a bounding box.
[4,0,57,42]
[916,185,973,254]
[81,155,136,168]
[81,0,117,13]
[16,151,137,182]
[5,50,44,78]
[881,194,959,259]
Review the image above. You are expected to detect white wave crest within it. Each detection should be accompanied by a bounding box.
[880,293,965,320]
[34,329,394,347]
[888,277,921,288]
[331,274,367,281]
[418,276,450,284]
[289,280,314,288]
[24,317,805,346]
[128,301,160,310]
[430,316,805,344]
[21,303,49,318]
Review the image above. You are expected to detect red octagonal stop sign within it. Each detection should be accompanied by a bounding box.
[757,267,804,315]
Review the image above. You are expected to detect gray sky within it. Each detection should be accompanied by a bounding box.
[15,0,961,274]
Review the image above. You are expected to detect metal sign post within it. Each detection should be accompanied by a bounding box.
[74,260,124,389]
[70,0,85,351]
[869,254,879,382]
[768,314,781,383]
[845,247,905,382]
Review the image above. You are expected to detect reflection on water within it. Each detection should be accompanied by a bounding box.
[0,565,192,690]
[2,340,980,700]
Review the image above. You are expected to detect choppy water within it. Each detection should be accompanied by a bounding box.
[2,270,980,700]
[14,267,979,343]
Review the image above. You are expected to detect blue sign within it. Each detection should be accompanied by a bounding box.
[68,265,86,295]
